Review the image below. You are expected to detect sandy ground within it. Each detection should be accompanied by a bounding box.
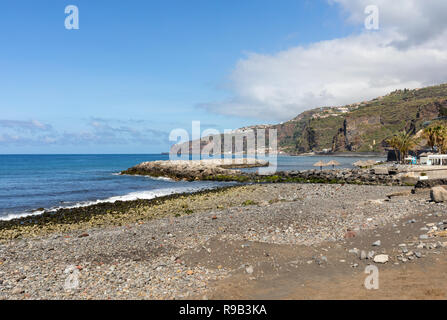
[201,222,447,300]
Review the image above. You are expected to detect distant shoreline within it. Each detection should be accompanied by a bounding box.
[281,151,386,158]
[164,152,386,158]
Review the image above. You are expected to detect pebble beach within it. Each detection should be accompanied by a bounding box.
[1,183,446,299]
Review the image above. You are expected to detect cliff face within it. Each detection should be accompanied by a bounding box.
[274,84,447,154]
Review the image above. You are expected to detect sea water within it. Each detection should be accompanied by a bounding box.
[0,154,384,220]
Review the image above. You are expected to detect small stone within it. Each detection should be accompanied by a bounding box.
[373,254,389,264]
[420,235,429,240]
[415,252,422,258]
[372,240,381,247]
[344,231,356,239]
[11,287,25,295]
[245,265,254,274]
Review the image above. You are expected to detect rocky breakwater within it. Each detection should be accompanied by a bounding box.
[267,167,403,185]
[123,159,406,186]
[121,158,269,181]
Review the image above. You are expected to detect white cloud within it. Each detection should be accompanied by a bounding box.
[0,118,169,147]
[200,0,447,122]
[0,119,52,131]
[332,0,447,47]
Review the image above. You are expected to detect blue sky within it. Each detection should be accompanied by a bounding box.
[1,0,446,153]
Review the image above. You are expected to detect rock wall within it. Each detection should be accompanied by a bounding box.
[260,168,402,185]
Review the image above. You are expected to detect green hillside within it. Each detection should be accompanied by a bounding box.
[274,83,447,154]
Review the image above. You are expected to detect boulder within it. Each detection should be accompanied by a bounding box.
[430,186,447,203]
[400,172,418,185]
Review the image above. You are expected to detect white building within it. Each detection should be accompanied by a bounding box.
[426,155,447,165]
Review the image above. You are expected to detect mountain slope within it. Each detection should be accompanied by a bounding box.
[273,83,447,154]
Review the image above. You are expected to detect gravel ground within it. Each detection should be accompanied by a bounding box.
[0,183,444,300]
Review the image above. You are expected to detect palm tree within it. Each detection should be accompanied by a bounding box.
[387,135,401,162]
[423,126,438,151]
[387,131,420,163]
[433,125,447,154]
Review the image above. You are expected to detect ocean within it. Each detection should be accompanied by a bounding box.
[0,154,384,220]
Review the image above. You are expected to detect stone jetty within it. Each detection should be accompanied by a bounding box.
[121,158,269,181]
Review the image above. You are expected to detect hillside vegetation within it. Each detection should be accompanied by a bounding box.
[273,83,447,154]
